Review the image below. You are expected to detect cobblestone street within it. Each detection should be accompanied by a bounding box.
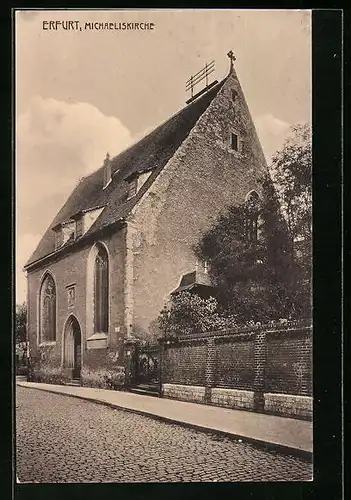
[16,386,312,483]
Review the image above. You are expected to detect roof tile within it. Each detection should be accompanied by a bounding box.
[25,80,225,268]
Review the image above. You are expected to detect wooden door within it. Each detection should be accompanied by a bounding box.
[72,325,81,379]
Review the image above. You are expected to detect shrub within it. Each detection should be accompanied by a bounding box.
[16,365,28,377]
[31,367,70,385]
[81,368,125,390]
[158,291,238,337]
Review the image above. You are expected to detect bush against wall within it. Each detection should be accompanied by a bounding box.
[81,367,125,390]
[30,366,71,385]
[158,291,238,337]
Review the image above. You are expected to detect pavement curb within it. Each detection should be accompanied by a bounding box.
[17,382,313,461]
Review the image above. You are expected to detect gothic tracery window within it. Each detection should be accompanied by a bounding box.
[39,274,56,343]
[94,245,109,333]
[244,191,262,243]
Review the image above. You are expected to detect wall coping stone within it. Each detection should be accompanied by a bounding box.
[265,393,312,401]
[212,388,254,395]
[163,384,205,391]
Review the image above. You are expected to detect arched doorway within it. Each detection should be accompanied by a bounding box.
[63,316,82,380]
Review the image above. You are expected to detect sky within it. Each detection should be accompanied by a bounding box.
[15,9,312,304]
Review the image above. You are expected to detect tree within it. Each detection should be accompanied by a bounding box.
[158,291,238,337]
[270,123,312,253]
[194,176,298,323]
[15,303,27,344]
[159,124,312,331]
[270,123,312,317]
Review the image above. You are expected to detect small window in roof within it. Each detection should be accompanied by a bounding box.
[54,228,63,250]
[127,178,138,200]
[62,222,76,245]
[76,217,83,238]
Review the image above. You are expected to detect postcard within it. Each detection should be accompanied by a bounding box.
[15,9,314,483]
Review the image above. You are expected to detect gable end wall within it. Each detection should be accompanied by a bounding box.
[127,72,270,338]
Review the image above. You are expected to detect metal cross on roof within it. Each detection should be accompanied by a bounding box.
[227,50,236,71]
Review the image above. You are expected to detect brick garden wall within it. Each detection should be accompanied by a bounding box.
[265,329,312,396]
[161,322,312,420]
[215,337,255,390]
[163,341,207,386]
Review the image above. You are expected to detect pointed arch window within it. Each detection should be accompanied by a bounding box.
[244,191,262,243]
[39,274,56,343]
[94,245,109,333]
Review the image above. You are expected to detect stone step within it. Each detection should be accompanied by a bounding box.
[63,379,81,387]
[133,383,159,391]
[129,386,160,397]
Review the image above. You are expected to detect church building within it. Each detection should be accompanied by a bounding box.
[24,54,270,387]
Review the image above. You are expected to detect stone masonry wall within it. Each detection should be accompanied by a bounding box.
[163,384,206,403]
[26,228,127,385]
[127,70,269,338]
[264,393,312,420]
[209,388,255,410]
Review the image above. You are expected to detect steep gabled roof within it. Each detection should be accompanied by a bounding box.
[25,79,226,269]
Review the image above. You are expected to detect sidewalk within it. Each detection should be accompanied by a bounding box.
[16,379,313,459]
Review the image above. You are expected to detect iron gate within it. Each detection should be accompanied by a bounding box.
[133,342,160,386]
